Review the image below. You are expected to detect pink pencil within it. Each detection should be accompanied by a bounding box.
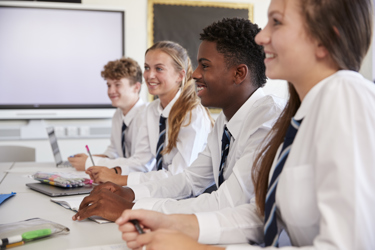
[85,145,95,166]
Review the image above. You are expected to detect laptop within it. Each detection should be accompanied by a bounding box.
[26,182,93,197]
[46,127,73,168]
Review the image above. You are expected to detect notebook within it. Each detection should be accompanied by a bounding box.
[46,127,73,168]
[50,196,111,224]
[26,182,93,197]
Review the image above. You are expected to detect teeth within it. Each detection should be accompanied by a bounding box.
[265,53,275,58]
[149,83,158,86]
[197,86,205,92]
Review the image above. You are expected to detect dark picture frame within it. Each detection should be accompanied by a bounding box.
[147,0,253,112]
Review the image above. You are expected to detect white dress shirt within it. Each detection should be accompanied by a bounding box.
[85,98,154,174]
[196,70,375,249]
[127,89,212,184]
[131,88,285,214]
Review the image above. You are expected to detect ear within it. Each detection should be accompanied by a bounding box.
[315,43,330,59]
[234,64,248,85]
[177,69,186,85]
[133,82,141,93]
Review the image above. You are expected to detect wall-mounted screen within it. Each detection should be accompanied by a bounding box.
[0,3,124,119]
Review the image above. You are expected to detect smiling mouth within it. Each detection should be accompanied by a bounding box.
[196,84,207,93]
[148,82,159,86]
[265,53,275,58]
[197,86,205,92]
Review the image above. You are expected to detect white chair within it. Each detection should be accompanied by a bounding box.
[0,146,35,162]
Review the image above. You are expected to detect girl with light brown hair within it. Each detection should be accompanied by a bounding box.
[116,0,375,249]
[86,41,213,186]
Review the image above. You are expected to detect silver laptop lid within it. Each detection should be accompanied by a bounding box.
[46,127,63,166]
[26,182,93,197]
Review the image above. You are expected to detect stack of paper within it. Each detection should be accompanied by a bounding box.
[50,196,111,224]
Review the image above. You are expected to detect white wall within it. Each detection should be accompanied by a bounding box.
[82,0,288,101]
[1,0,374,162]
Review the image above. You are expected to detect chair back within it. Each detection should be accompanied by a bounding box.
[0,145,36,162]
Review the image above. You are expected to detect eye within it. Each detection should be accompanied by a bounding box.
[144,66,150,71]
[115,84,120,87]
[202,64,208,70]
[156,67,163,72]
[273,18,281,26]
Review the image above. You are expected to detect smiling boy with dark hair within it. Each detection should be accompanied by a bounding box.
[73,18,285,222]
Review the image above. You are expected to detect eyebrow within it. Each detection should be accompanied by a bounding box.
[198,58,210,63]
[144,63,165,67]
[268,9,282,18]
[108,80,120,84]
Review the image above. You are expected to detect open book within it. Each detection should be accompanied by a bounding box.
[51,196,111,224]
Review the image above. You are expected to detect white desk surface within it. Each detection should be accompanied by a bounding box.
[0,162,129,250]
[0,162,14,184]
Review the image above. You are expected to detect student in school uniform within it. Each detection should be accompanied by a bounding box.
[68,57,153,172]
[84,41,213,185]
[72,18,285,222]
[116,0,375,249]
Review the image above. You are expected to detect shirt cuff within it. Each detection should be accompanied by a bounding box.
[132,197,163,210]
[225,245,255,250]
[119,165,130,175]
[195,212,221,244]
[127,172,142,185]
[85,156,100,169]
[128,184,151,202]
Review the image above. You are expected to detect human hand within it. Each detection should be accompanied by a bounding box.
[68,153,88,171]
[90,182,135,201]
[116,209,200,249]
[93,154,108,158]
[72,188,134,222]
[86,166,126,185]
[123,228,212,250]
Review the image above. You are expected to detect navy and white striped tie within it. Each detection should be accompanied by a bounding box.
[218,125,231,186]
[156,116,167,170]
[264,118,303,246]
[121,122,127,157]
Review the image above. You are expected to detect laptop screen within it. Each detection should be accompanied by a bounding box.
[46,127,63,165]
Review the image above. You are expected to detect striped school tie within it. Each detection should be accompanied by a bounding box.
[156,116,167,170]
[121,122,127,157]
[218,125,231,186]
[264,118,303,246]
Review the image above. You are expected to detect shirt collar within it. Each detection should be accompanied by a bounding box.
[122,98,145,126]
[155,89,181,118]
[226,88,266,140]
[294,71,343,120]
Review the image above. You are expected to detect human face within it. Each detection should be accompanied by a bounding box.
[255,0,319,85]
[144,49,183,107]
[107,78,139,115]
[193,41,233,109]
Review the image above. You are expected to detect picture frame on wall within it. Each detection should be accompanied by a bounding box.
[147,0,254,113]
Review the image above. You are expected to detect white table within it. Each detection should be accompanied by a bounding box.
[0,162,14,184]
[0,162,129,250]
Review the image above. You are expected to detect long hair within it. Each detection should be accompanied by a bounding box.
[252,0,373,215]
[146,41,214,154]
[252,83,300,215]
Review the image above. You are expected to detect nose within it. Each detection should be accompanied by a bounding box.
[192,66,201,81]
[107,85,115,94]
[255,27,270,46]
[144,70,155,83]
